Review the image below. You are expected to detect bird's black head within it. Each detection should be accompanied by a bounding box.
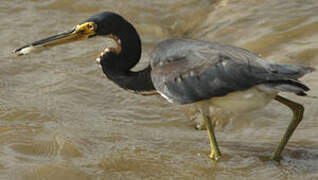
[84,12,128,37]
[14,11,132,56]
[14,11,142,79]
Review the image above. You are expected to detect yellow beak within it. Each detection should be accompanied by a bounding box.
[14,22,97,56]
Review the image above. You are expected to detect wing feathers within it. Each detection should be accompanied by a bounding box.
[150,39,314,104]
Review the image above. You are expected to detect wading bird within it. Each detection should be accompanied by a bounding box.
[14,12,314,161]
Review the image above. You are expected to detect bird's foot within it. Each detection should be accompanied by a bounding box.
[209,151,221,161]
[270,154,282,163]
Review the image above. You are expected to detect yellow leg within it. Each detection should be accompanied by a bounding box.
[271,95,304,162]
[199,105,221,161]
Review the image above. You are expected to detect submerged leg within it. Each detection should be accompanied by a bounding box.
[271,95,304,162]
[199,105,221,161]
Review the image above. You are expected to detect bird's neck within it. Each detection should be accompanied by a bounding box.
[102,22,156,95]
[104,65,156,95]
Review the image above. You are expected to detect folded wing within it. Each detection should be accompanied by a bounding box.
[150,39,314,104]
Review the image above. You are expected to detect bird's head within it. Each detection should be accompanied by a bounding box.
[13,12,127,56]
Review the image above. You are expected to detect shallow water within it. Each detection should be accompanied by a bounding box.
[2,0,318,179]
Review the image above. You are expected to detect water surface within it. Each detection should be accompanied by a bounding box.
[2,0,318,179]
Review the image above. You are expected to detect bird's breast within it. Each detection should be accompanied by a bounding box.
[196,86,277,113]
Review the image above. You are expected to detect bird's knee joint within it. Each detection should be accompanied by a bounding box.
[295,104,304,114]
[292,103,304,122]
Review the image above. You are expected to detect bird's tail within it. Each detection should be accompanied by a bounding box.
[265,63,315,96]
[268,64,315,79]
[265,79,310,96]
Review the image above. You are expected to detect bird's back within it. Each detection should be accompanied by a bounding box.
[150,39,314,104]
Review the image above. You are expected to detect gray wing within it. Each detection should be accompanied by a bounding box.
[150,39,314,104]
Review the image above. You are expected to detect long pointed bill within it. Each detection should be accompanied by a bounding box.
[14,22,97,56]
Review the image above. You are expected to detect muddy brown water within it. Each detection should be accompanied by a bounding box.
[2,0,318,179]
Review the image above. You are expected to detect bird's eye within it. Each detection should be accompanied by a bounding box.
[88,24,94,30]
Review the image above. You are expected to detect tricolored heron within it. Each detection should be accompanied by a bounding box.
[14,12,314,161]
